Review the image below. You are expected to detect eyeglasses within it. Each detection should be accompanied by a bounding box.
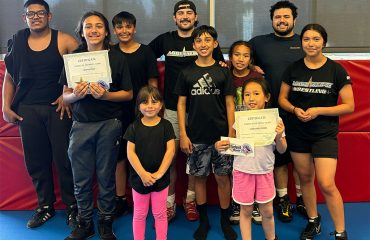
[24,10,48,19]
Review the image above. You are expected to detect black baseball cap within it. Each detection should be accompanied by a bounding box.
[173,0,197,15]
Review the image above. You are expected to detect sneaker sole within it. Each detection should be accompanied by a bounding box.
[252,218,262,225]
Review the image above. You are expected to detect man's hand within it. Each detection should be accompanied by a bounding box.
[52,95,72,119]
[2,108,23,124]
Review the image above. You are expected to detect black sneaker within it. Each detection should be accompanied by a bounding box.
[252,202,262,225]
[65,219,95,240]
[296,196,308,219]
[330,230,348,240]
[27,206,55,228]
[98,217,117,240]
[229,200,240,225]
[115,196,128,218]
[277,195,293,222]
[300,215,321,240]
[265,236,278,240]
[67,204,78,229]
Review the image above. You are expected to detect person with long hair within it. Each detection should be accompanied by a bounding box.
[60,11,133,240]
[279,23,354,240]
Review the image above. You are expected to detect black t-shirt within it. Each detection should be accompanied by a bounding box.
[59,46,132,122]
[113,43,159,124]
[249,33,304,109]
[174,62,234,144]
[149,31,224,110]
[124,118,175,194]
[282,58,352,138]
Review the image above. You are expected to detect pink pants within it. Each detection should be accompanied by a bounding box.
[132,187,169,240]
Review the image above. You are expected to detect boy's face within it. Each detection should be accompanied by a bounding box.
[113,21,136,43]
[23,4,51,33]
[193,33,218,58]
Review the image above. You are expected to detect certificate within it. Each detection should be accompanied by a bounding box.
[63,50,112,89]
[235,108,279,146]
[219,137,255,157]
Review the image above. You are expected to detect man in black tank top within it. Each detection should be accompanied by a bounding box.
[2,0,78,230]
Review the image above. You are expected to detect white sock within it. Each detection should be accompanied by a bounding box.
[296,185,302,197]
[167,194,175,207]
[185,190,196,203]
[276,188,288,197]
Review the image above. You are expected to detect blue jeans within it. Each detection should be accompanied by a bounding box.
[68,118,122,221]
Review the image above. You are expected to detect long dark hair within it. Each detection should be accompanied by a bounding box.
[135,86,165,119]
[75,11,111,50]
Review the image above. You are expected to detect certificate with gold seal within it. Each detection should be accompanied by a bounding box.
[63,50,112,89]
[235,108,279,146]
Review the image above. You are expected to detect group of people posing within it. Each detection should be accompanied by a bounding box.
[2,0,354,240]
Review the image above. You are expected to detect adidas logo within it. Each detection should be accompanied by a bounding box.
[191,73,220,96]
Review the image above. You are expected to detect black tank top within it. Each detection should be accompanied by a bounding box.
[22,29,64,104]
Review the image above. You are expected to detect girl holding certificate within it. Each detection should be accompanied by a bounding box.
[215,78,287,240]
[279,24,353,240]
[60,11,133,240]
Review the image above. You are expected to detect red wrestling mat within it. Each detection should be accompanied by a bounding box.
[1,60,369,210]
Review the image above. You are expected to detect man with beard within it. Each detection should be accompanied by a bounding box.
[2,0,78,229]
[149,0,224,223]
[248,0,307,224]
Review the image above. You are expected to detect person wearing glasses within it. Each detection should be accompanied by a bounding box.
[2,0,78,229]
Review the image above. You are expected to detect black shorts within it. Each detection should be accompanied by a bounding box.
[117,138,128,162]
[274,150,293,167]
[286,134,338,159]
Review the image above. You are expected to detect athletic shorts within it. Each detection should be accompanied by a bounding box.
[164,109,180,140]
[287,134,338,158]
[186,144,232,177]
[117,138,127,162]
[232,170,275,205]
[274,150,293,167]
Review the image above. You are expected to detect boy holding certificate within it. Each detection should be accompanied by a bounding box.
[174,25,236,240]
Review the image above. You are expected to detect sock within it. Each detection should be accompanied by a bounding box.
[295,185,302,197]
[276,188,288,198]
[220,207,237,240]
[166,194,175,207]
[186,190,196,203]
[116,195,126,200]
[194,203,209,240]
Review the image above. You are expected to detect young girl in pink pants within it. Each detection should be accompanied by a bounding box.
[124,86,176,239]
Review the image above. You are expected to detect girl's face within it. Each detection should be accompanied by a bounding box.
[302,29,325,58]
[230,45,251,71]
[139,95,163,119]
[243,82,270,110]
[82,15,107,49]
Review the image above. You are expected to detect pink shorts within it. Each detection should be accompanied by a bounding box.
[232,170,275,205]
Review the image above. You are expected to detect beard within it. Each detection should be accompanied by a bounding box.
[176,20,195,32]
[273,23,294,36]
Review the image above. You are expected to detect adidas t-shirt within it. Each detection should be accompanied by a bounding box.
[174,62,234,144]
[149,31,224,111]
